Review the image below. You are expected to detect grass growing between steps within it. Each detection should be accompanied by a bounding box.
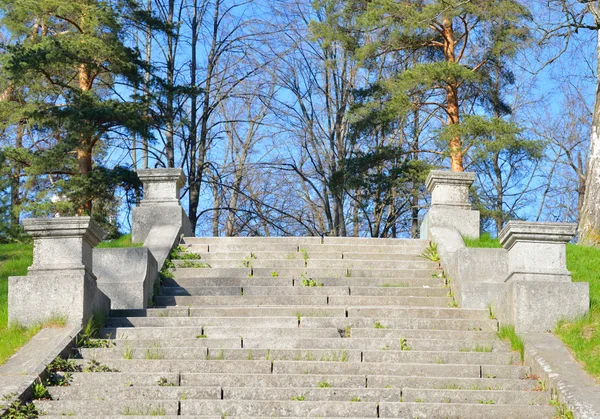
[97,234,143,249]
[497,325,525,362]
[464,234,600,380]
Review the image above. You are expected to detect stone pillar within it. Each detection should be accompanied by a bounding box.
[498,221,589,332]
[421,170,480,239]
[132,168,193,243]
[8,217,110,327]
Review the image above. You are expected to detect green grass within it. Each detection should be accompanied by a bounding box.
[462,233,502,248]
[497,325,525,362]
[97,234,143,249]
[0,242,69,366]
[555,244,600,379]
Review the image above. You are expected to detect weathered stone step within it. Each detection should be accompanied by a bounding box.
[172,258,437,270]
[62,371,538,392]
[300,317,497,331]
[48,386,220,401]
[35,400,179,416]
[180,373,539,391]
[66,358,527,378]
[163,276,444,288]
[97,337,510,352]
[78,347,515,365]
[106,315,494,331]
[100,326,341,340]
[271,361,528,379]
[158,285,354,296]
[158,285,449,297]
[64,372,181,388]
[180,399,378,416]
[377,402,556,418]
[171,267,436,279]
[180,251,430,261]
[347,306,487,319]
[401,388,550,405]
[71,359,272,373]
[242,337,511,352]
[179,400,554,417]
[222,386,401,402]
[183,306,485,319]
[323,237,429,246]
[173,259,306,268]
[183,236,322,245]
[349,328,497,340]
[154,295,329,306]
[154,295,452,307]
[107,316,299,328]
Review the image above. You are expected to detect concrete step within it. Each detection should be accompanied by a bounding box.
[106,315,495,331]
[154,295,452,307]
[158,286,354,296]
[178,400,555,417]
[179,250,432,262]
[107,316,299,328]
[154,295,329,306]
[171,267,437,279]
[48,386,220,401]
[222,386,401,402]
[378,402,556,418]
[242,337,511,352]
[158,285,449,298]
[100,326,341,340]
[270,361,529,379]
[347,306,488,319]
[183,236,322,245]
[172,258,438,270]
[300,317,497,331]
[185,306,486,319]
[79,347,515,365]
[401,388,550,405]
[98,337,510,352]
[163,276,445,288]
[180,399,378,416]
[35,400,179,416]
[180,373,540,391]
[71,359,273,373]
[59,371,540,392]
[184,242,429,254]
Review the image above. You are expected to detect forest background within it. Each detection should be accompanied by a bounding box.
[0,0,598,242]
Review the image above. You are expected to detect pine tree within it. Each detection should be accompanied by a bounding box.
[314,0,531,172]
[0,0,145,216]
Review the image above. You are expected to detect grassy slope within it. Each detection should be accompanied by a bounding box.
[0,242,36,365]
[96,234,143,249]
[464,234,600,379]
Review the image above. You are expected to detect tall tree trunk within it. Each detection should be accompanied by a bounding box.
[578,27,600,245]
[10,123,24,227]
[165,0,176,168]
[77,63,94,214]
[188,0,200,235]
[189,0,220,232]
[443,17,464,172]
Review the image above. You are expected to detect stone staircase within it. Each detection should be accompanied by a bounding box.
[37,237,555,418]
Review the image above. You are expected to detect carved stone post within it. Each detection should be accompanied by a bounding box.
[132,168,192,243]
[421,170,480,239]
[499,221,589,332]
[9,217,110,327]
